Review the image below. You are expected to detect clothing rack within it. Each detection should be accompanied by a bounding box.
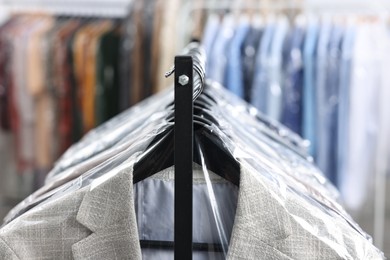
[0,0,132,18]
[183,0,390,18]
[173,42,206,260]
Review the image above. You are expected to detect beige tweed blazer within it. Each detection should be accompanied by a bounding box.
[0,165,383,259]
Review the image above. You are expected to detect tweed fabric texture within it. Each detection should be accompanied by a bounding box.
[227,166,383,259]
[0,168,141,259]
[0,165,384,259]
[0,187,90,259]
[0,237,19,260]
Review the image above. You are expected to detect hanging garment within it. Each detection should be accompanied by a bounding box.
[314,19,332,176]
[95,27,121,125]
[0,19,14,131]
[53,19,83,154]
[0,160,383,259]
[376,23,390,177]
[266,16,288,121]
[302,18,319,157]
[202,13,220,74]
[200,12,390,210]
[336,22,355,188]
[240,21,263,102]
[28,17,56,171]
[130,1,145,105]
[10,16,42,173]
[281,25,305,135]
[208,15,235,84]
[224,16,250,98]
[118,13,133,111]
[224,17,250,98]
[67,20,86,143]
[340,23,382,210]
[251,19,275,113]
[322,24,344,185]
[0,53,384,260]
[155,0,180,92]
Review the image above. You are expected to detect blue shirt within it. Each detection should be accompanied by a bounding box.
[266,18,289,121]
[208,15,235,84]
[324,25,344,186]
[241,26,263,102]
[224,18,250,98]
[315,20,332,172]
[303,19,319,157]
[202,14,221,75]
[282,25,305,135]
[251,22,275,113]
[337,24,355,188]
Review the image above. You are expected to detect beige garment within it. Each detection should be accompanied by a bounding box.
[130,1,145,105]
[176,0,193,55]
[11,15,45,172]
[191,0,207,41]
[150,0,163,93]
[83,20,113,133]
[80,22,99,133]
[27,16,54,96]
[27,16,55,169]
[73,22,96,131]
[72,24,91,95]
[73,21,114,134]
[155,0,180,92]
[0,165,384,259]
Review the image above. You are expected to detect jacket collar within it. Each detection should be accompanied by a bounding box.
[72,166,142,259]
[227,165,293,259]
[73,165,292,259]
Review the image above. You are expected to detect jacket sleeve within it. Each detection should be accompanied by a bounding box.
[0,237,19,260]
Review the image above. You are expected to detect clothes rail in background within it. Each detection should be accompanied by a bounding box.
[0,1,183,201]
[180,1,390,253]
[184,0,390,13]
[0,0,132,18]
[0,15,124,186]
[306,0,390,14]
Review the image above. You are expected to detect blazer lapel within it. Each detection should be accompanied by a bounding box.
[71,163,293,259]
[72,166,142,260]
[227,166,294,259]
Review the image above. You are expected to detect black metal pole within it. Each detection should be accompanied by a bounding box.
[174,55,193,260]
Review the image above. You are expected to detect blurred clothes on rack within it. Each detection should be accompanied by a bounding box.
[0,0,182,189]
[201,13,390,210]
[0,15,122,184]
[121,0,183,108]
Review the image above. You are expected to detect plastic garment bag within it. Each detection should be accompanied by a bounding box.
[1,85,385,258]
[3,81,310,225]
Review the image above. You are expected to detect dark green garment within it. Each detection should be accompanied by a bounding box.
[68,20,87,142]
[95,28,120,125]
[119,13,135,111]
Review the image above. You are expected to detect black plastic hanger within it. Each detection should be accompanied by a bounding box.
[133,95,239,185]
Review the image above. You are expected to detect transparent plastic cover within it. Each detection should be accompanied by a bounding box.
[0,82,384,259]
